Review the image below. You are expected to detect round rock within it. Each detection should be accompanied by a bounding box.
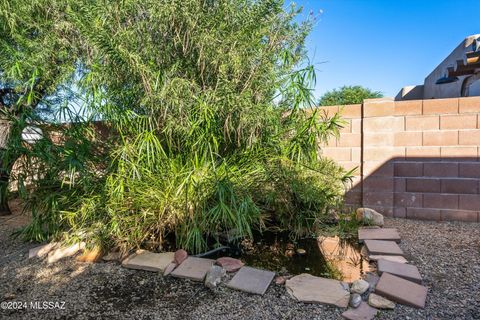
[216,257,244,272]
[351,279,370,294]
[174,249,188,265]
[350,293,362,308]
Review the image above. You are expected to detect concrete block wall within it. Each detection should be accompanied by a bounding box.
[319,96,480,222]
[319,104,363,206]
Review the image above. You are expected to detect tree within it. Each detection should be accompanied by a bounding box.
[2,0,350,252]
[318,85,383,106]
[0,0,79,215]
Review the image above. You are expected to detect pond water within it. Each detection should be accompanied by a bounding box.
[201,231,373,283]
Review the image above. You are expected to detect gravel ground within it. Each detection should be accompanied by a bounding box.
[1,214,479,320]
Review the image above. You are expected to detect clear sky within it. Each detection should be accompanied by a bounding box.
[295,0,479,98]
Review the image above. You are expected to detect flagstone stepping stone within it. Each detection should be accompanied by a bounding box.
[170,257,215,281]
[285,273,350,308]
[377,259,422,284]
[364,240,403,256]
[47,242,86,264]
[163,262,177,276]
[216,257,244,272]
[342,301,379,320]
[122,250,175,273]
[29,242,59,259]
[375,272,428,309]
[226,266,275,295]
[368,255,408,264]
[358,228,401,243]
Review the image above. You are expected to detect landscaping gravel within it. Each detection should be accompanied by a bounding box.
[1,216,479,319]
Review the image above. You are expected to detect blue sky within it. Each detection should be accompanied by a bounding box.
[295,0,479,98]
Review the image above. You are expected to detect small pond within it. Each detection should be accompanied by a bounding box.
[199,230,373,282]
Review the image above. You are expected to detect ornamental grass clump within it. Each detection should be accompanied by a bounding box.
[1,0,352,253]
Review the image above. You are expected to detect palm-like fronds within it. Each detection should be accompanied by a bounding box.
[1,0,350,253]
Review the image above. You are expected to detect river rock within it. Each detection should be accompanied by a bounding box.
[350,293,362,308]
[275,276,287,285]
[368,293,395,309]
[351,279,370,294]
[216,257,244,272]
[174,249,188,265]
[296,248,306,255]
[356,208,384,227]
[205,265,225,289]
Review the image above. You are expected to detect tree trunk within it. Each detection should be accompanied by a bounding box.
[0,160,11,216]
[0,120,13,216]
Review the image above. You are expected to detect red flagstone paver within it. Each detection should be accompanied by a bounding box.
[377,259,422,284]
[368,255,408,263]
[375,272,428,309]
[358,228,401,243]
[342,301,379,320]
[364,240,404,256]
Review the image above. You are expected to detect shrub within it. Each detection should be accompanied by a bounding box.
[319,85,383,106]
[3,0,352,253]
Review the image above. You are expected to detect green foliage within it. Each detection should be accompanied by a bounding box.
[318,85,383,106]
[1,0,352,253]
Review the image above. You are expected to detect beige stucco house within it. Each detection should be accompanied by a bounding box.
[396,34,480,100]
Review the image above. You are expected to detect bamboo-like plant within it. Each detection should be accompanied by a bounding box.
[1,0,351,253]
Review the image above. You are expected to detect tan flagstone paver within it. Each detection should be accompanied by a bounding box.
[122,250,174,273]
[285,273,350,308]
[170,257,215,281]
[226,266,275,295]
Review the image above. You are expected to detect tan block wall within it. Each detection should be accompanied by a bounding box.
[319,96,480,222]
[319,104,363,206]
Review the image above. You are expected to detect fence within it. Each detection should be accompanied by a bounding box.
[320,97,480,222]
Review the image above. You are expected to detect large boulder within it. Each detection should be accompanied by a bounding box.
[356,208,384,227]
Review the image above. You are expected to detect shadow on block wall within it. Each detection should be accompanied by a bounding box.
[344,156,480,223]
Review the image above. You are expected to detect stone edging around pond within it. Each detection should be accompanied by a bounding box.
[28,208,428,320]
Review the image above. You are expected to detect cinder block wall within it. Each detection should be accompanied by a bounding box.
[320,96,480,222]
